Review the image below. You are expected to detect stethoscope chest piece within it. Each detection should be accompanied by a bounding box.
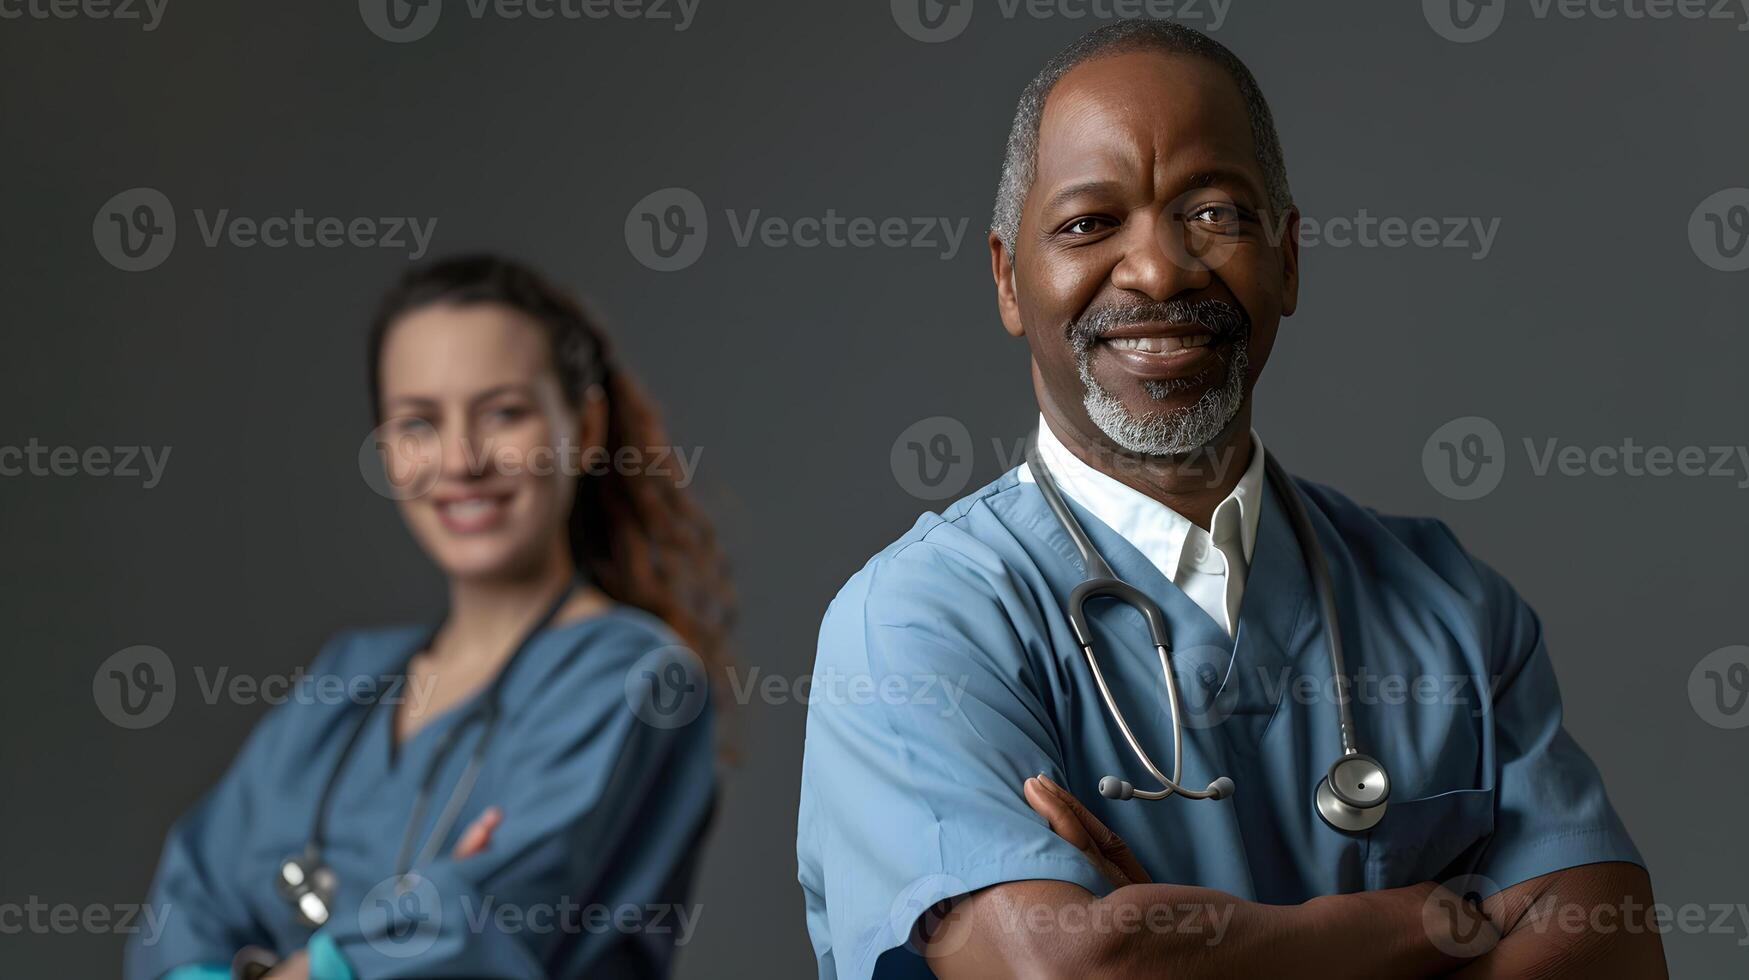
[1314,752,1390,833]
[276,849,338,928]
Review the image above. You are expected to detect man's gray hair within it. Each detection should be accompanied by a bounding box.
[991,20,1294,258]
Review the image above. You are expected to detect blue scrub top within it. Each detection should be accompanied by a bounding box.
[797,466,1642,980]
[127,606,715,980]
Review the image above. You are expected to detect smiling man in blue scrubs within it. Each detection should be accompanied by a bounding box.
[797,20,1664,980]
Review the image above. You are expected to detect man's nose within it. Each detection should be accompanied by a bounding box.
[1109,211,1215,301]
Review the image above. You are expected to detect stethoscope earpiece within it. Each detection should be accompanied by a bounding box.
[1098,776,1133,801]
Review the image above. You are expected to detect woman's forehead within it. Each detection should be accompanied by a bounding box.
[379,303,555,393]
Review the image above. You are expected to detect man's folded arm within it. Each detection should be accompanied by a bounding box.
[924,878,1469,980]
[1448,862,1666,979]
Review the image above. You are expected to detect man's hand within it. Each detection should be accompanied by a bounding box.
[1022,774,1150,888]
[931,774,1455,980]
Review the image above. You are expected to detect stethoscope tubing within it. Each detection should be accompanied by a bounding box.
[304,577,579,877]
[1025,430,1380,813]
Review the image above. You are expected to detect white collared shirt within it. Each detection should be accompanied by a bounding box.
[1018,415,1266,635]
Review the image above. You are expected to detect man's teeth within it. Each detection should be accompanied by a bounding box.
[1107,334,1216,353]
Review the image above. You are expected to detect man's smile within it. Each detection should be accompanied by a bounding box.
[1094,321,1225,381]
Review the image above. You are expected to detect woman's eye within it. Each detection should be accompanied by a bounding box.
[485,405,530,424]
[393,417,436,436]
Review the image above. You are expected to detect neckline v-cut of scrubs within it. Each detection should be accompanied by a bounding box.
[127,604,718,980]
[797,464,1643,980]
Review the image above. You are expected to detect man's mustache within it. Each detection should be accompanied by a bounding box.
[1067,298,1250,350]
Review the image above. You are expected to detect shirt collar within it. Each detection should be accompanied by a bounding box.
[1024,413,1267,579]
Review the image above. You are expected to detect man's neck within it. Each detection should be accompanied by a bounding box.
[1040,408,1253,531]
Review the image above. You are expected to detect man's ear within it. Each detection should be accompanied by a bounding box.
[990,232,1026,338]
[1277,206,1301,317]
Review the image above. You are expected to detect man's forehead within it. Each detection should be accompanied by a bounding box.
[1034,48,1260,185]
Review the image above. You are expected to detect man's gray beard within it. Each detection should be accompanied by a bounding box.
[1077,340,1249,456]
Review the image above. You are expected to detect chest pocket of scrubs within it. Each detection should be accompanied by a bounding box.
[1362,787,1495,890]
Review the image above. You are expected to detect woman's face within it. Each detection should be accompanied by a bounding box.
[375,302,586,582]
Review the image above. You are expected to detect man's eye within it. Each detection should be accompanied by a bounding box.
[1063,217,1110,235]
[1188,205,1240,225]
[393,417,436,436]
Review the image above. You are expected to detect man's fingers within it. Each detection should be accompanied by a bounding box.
[452,806,502,859]
[1036,774,1152,885]
[1023,777,1093,853]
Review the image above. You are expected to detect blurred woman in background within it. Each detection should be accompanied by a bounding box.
[127,255,733,979]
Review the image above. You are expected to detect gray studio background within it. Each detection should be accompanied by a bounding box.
[3,0,1747,976]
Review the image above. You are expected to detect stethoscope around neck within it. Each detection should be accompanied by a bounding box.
[1025,435,1390,834]
[275,577,580,929]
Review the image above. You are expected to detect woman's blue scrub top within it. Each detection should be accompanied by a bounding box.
[126,606,715,980]
[797,467,1643,980]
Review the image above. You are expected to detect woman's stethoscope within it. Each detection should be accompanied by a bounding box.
[276,578,580,928]
[1026,435,1391,834]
